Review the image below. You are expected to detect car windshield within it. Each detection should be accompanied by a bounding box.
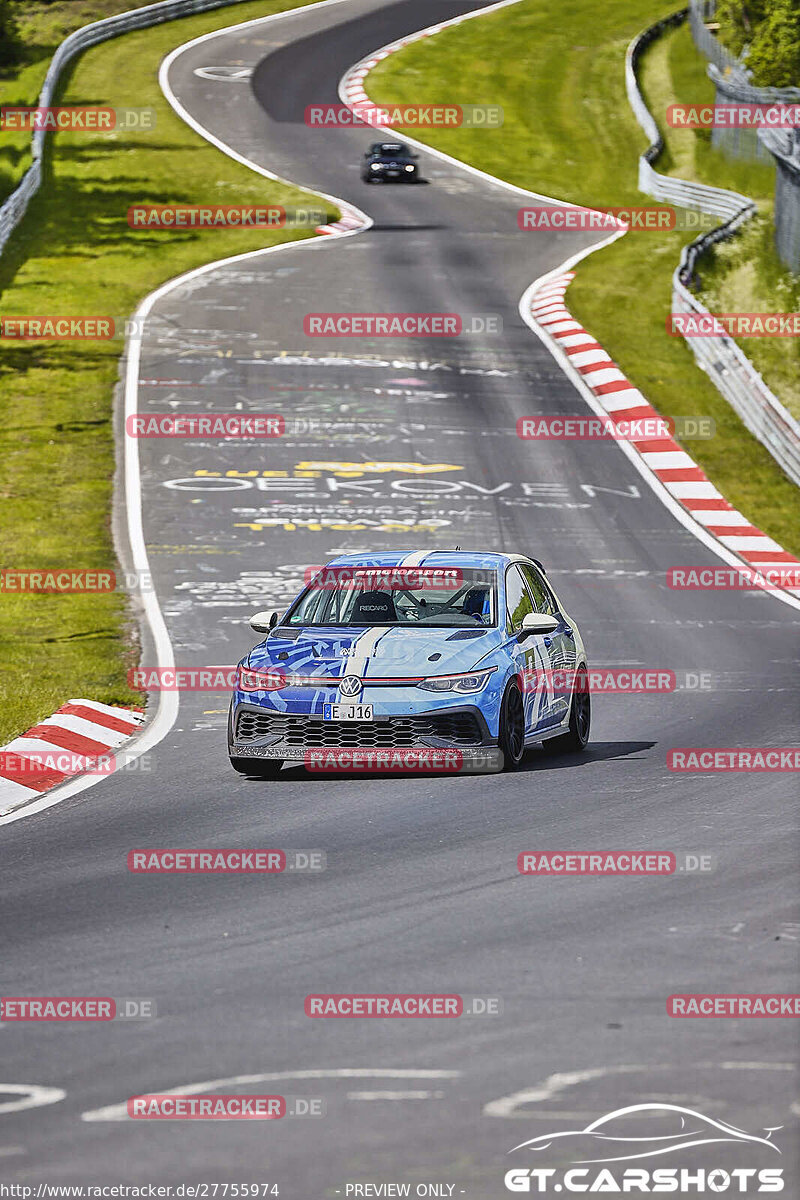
[376,143,406,155]
[284,567,498,628]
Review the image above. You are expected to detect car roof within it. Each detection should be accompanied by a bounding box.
[322,551,531,571]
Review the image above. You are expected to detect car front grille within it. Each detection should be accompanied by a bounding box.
[235,709,483,748]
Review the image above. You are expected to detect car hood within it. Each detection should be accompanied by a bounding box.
[246,626,503,680]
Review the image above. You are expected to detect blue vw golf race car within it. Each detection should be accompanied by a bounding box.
[228,551,589,776]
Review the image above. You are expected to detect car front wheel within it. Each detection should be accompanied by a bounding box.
[499,682,525,771]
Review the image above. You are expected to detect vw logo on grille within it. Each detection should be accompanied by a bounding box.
[338,674,362,698]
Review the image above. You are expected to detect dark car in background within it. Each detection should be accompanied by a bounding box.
[361,141,420,183]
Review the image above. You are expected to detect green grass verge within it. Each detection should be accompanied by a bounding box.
[641,23,800,422]
[0,0,171,201]
[0,0,334,745]
[367,0,800,557]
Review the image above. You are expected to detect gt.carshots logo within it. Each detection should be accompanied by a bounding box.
[503,1103,785,1193]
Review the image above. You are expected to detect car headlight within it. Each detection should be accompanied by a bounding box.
[417,668,497,694]
[405,165,415,172]
[370,163,383,170]
[238,667,285,692]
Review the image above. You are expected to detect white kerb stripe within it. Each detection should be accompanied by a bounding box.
[600,389,649,412]
[692,509,749,527]
[2,736,102,762]
[36,715,127,746]
[540,321,583,334]
[582,368,627,386]
[552,333,595,348]
[566,350,612,368]
[664,481,724,499]
[720,535,783,551]
[67,698,143,722]
[0,778,40,805]
[641,450,696,470]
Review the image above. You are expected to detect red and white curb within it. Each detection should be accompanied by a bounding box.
[340,17,800,608]
[528,273,800,594]
[315,209,366,236]
[0,700,145,814]
[341,37,430,114]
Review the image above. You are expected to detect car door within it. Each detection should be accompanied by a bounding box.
[504,563,556,734]
[517,561,577,724]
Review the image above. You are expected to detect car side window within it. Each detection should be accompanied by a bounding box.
[518,563,556,615]
[505,565,534,633]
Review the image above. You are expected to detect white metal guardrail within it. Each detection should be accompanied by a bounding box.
[0,0,249,256]
[626,9,800,488]
[687,0,740,76]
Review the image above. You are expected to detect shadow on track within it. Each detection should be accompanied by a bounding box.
[232,741,656,782]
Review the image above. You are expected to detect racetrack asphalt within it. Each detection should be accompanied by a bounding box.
[0,0,798,1190]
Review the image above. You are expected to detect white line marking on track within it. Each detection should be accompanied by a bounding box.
[483,1062,796,1118]
[0,0,371,828]
[346,1090,445,1100]
[82,1068,460,1121]
[0,1084,66,1115]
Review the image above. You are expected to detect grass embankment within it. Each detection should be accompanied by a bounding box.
[0,0,334,744]
[367,0,800,555]
[0,0,172,201]
[650,24,800,422]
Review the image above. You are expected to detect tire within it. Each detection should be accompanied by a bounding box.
[498,682,526,771]
[230,756,283,778]
[546,665,591,753]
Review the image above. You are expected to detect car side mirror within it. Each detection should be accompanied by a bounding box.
[519,613,559,639]
[250,610,280,634]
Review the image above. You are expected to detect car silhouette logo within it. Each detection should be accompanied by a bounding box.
[338,675,362,697]
[508,1103,783,1164]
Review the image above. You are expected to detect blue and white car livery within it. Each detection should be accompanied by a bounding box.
[228,551,590,775]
